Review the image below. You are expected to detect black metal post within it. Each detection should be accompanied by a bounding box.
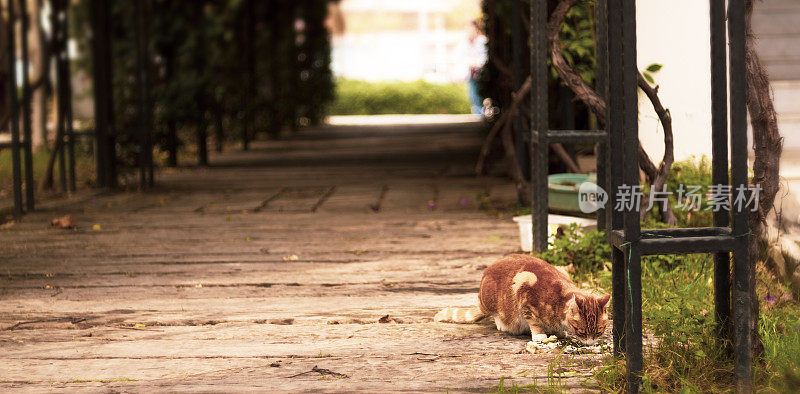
[607,0,626,359]
[602,1,752,390]
[621,0,642,390]
[163,41,178,167]
[512,0,530,181]
[135,0,154,189]
[90,0,106,188]
[64,7,76,193]
[6,0,23,216]
[288,2,301,132]
[709,0,731,344]
[19,0,34,210]
[90,0,116,188]
[242,0,254,150]
[54,0,68,194]
[191,6,209,168]
[57,103,67,193]
[530,0,548,253]
[595,0,608,231]
[728,0,752,391]
[268,0,289,140]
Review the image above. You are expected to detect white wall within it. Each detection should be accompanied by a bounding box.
[636,0,712,163]
[332,30,471,83]
[636,1,800,219]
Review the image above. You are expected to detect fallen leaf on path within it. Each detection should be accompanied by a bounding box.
[380,279,396,288]
[282,255,299,261]
[288,365,348,379]
[378,314,402,324]
[92,224,102,231]
[51,215,77,230]
[0,221,15,229]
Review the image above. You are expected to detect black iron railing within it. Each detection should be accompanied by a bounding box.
[529,0,752,391]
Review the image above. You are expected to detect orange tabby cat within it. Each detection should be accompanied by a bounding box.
[435,254,610,344]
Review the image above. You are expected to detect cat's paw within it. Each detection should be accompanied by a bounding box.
[525,335,559,354]
[530,333,548,342]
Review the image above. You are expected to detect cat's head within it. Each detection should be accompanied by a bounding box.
[565,293,611,345]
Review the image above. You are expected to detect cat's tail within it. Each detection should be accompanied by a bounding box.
[434,307,487,323]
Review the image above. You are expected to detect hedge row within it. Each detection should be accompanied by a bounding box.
[329,79,471,115]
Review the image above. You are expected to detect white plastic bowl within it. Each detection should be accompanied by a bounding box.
[512,214,597,252]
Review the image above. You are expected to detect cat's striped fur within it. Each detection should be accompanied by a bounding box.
[435,254,610,344]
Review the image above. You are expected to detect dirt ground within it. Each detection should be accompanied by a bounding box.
[0,121,606,392]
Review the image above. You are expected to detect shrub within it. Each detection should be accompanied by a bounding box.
[536,223,611,279]
[329,79,471,115]
[642,156,715,227]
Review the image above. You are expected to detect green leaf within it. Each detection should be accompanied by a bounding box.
[646,63,663,73]
[643,73,655,84]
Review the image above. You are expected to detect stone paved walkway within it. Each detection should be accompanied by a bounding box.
[0,121,603,392]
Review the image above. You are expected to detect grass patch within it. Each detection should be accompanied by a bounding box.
[0,141,95,200]
[591,256,800,392]
[485,156,800,392]
[328,79,471,115]
[493,351,580,393]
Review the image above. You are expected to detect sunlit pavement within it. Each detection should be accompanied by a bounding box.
[0,121,605,391]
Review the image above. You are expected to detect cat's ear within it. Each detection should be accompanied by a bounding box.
[572,293,586,310]
[566,293,581,314]
[598,294,611,309]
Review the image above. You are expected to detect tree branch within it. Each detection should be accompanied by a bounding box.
[744,0,783,357]
[547,0,607,123]
[547,0,675,224]
[476,76,531,175]
[637,74,676,225]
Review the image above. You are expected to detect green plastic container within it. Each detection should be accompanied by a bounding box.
[547,173,595,214]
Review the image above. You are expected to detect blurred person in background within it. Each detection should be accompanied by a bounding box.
[462,20,487,115]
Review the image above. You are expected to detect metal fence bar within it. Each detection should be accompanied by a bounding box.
[242,0,255,151]
[606,0,627,359]
[530,0,548,253]
[63,5,76,192]
[601,0,752,389]
[595,0,608,232]
[546,130,607,143]
[727,0,752,391]
[19,0,35,211]
[6,0,23,216]
[621,0,642,390]
[512,0,530,180]
[709,0,731,343]
[54,0,68,194]
[135,0,154,189]
[91,0,116,188]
